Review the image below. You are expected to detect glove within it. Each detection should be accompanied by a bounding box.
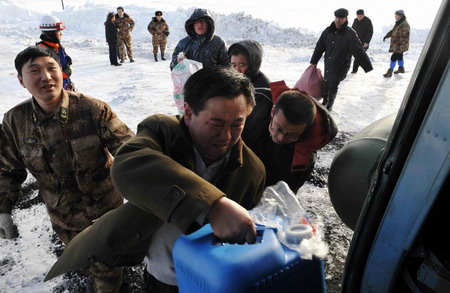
[0,213,18,239]
[383,37,387,42]
[164,31,170,36]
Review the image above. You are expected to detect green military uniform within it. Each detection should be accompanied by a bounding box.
[115,12,135,61]
[45,114,266,282]
[147,17,169,58]
[0,90,134,292]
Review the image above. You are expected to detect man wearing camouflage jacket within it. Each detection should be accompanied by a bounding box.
[115,6,135,63]
[0,46,134,292]
[148,10,170,62]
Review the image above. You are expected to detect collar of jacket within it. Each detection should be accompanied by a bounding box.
[152,17,165,22]
[270,80,335,172]
[32,89,69,123]
[38,40,60,51]
[115,13,129,19]
[169,117,244,173]
[394,16,406,27]
[329,20,349,35]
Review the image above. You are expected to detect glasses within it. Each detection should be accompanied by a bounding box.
[269,119,300,141]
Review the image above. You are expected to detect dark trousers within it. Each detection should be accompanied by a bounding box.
[144,269,179,293]
[322,72,346,98]
[352,46,368,72]
[108,42,119,65]
[390,52,404,62]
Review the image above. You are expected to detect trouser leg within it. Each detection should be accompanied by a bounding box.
[124,38,133,59]
[144,268,178,293]
[323,73,341,111]
[108,42,118,65]
[117,38,125,61]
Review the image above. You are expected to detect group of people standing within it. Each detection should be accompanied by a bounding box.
[105,7,170,65]
[0,6,411,293]
[104,6,136,66]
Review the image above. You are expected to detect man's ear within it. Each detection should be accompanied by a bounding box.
[17,75,26,88]
[183,103,193,126]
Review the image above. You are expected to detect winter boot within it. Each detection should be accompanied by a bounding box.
[383,68,393,78]
[321,97,328,106]
[154,53,158,62]
[161,51,166,61]
[326,94,336,111]
[394,66,405,74]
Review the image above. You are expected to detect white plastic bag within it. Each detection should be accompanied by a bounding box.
[170,58,203,115]
[249,181,328,259]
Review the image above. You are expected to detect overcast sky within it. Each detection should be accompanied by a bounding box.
[16,0,442,32]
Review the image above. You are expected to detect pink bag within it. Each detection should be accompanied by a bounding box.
[294,65,323,100]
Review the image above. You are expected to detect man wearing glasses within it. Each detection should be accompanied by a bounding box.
[243,80,338,193]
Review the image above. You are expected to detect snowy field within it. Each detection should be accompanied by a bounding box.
[0,1,439,292]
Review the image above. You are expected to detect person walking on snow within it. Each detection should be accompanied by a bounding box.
[351,9,373,73]
[37,15,74,91]
[148,10,170,62]
[310,8,373,111]
[115,6,135,63]
[383,10,410,77]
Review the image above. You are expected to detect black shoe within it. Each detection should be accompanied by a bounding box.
[113,63,122,66]
[161,57,166,60]
[120,59,124,63]
[394,66,405,74]
[351,70,357,74]
[130,58,135,63]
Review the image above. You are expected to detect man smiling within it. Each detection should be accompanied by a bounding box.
[0,46,134,292]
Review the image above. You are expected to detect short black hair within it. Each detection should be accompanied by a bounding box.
[274,90,316,126]
[228,44,249,59]
[184,66,255,115]
[117,6,124,11]
[15,46,60,77]
[107,12,115,20]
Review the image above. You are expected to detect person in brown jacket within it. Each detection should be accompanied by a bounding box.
[44,66,266,293]
[147,10,170,62]
[0,46,134,292]
[383,10,410,77]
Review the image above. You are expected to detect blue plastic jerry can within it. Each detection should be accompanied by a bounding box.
[173,224,326,293]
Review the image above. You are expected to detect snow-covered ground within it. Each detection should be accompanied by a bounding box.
[0,1,437,292]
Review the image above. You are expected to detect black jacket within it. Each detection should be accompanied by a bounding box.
[352,16,374,45]
[310,21,373,76]
[228,40,272,151]
[170,9,229,70]
[105,19,118,44]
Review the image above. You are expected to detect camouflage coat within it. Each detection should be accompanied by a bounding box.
[147,17,169,42]
[385,17,410,53]
[0,90,134,234]
[114,13,135,40]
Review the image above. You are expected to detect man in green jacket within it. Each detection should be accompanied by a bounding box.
[45,66,266,292]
